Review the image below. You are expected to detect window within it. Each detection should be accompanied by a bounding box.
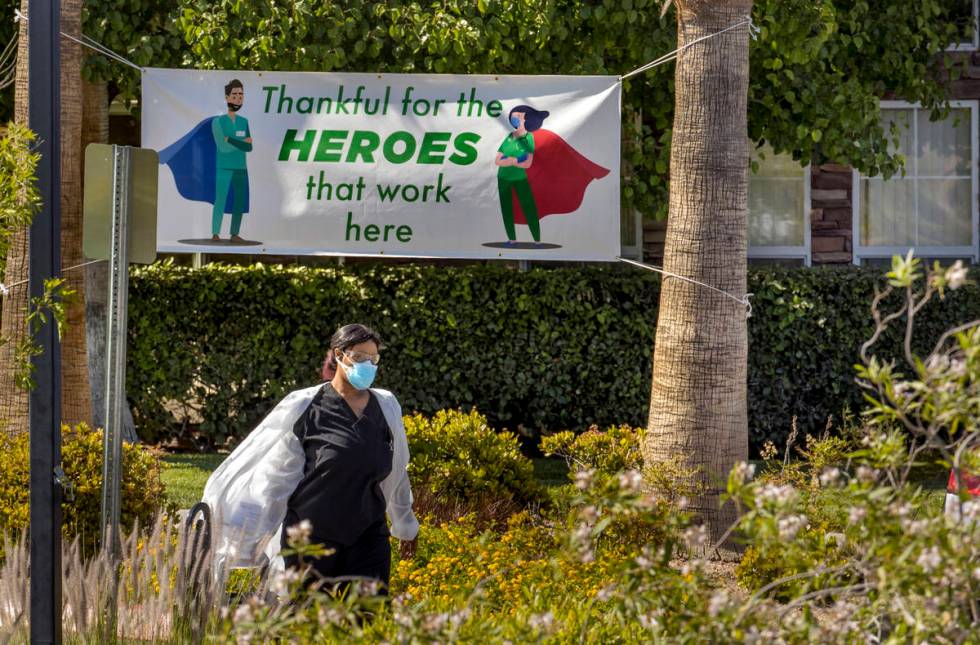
[853,101,979,265]
[748,146,811,265]
[948,0,979,51]
[620,209,643,260]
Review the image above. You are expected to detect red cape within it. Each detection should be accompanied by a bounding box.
[511,129,610,225]
[948,469,980,495]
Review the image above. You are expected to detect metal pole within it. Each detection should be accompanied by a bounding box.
[27,0,63,642]
[101,146,131,556]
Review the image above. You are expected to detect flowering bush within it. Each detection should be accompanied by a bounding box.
[541,423,644,474]
[404,408,542,506]
[0,423,167,557]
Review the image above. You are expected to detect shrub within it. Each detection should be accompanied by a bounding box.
[127,261,980,451]
[404,409,541,507]
[0,423,168,554]
[541,424,644,474]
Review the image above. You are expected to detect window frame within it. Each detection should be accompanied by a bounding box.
[852,100,979,265]
[947,0,979,52]
[746,154,812,267]
[620,208,644,261]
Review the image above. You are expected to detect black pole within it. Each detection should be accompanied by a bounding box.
[28,0,62,643]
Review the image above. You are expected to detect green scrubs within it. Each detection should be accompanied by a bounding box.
[496,132,539,242]
[212,114,252,236]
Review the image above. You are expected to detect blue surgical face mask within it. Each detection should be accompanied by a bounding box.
[339,356,378,390]
[509,115,521,129]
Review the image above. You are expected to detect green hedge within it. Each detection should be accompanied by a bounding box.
[127,261,980,451]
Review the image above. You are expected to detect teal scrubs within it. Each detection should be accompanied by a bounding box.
[497,132,539,242]
[211,114,252,236]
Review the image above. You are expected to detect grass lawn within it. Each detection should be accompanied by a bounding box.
[160,453,227,509]
[161,452,948,513]
[161,453,571,509]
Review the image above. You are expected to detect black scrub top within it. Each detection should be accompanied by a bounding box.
[285,383,394,546]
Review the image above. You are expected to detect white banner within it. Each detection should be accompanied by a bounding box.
[142,68,621,261]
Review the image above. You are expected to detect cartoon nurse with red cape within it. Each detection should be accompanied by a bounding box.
[492,104,609,246]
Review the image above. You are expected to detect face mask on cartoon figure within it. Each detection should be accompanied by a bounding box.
[509,115,521,129]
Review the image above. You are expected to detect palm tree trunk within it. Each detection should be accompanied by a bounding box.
[642,0,753,557]
[0,0,34,435]
[59,0,92,429]
[0,0,91,435]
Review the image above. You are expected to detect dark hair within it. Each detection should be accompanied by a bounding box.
[224,79,244,96]
[509,104,550,132]
[321,323,383,381]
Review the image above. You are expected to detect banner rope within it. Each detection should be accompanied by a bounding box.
[618,257,753,318]
[620,17,759,81]
[14,9,143,72]
[0,259,107,297]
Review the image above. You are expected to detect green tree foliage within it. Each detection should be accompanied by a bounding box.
[137,0,963,217]
[0,2,964,210]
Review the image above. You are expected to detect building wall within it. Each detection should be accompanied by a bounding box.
[643,50,980,267]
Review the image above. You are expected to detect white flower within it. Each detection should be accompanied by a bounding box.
[421,612,449,633]
[233,603,253,623]
[891,381,914,402]
[888,502,912,518]
[847,505,867,525]
[856,466,878,485]
[778,514,808,540]
[638,613,659,631]
[271,568,301,594]
[579,505,598,522]
[683,525,709,550]
[962,499,980,521]
[574,468,595,490]
[595,585,616,602]
[617,470,643,493]
[286,519,312,546]
[318,606,345,625]
[972,567,980,581]
[819,467,841,487]
[925,354,951,375]
[528,611,554,631]
[916,546,942,573]
[754,483,797,508]
[634,554,652,569]
[949,358,967,378]
[708,590,729,617]
[731,461,756,486]
[572,522,592,544]
[900,519,928,536]
[946,260,968,290]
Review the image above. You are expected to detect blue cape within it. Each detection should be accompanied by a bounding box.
[158,117,250,214]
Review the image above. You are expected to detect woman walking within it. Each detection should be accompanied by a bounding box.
[203,323,418,596]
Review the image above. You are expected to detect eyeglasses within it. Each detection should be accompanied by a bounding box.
[343,350,381,365]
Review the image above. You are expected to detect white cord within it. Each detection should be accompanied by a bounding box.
[14,9,142,72]
[0,259,107,297]
[618,257,753,318]
[620,17,759,81]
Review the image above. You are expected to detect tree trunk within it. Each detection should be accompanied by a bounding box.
[0,0,34,435]
[0,0,91,435]
[642,0,753,558]
[59,0,91,429]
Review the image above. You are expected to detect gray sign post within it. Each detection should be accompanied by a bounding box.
[82,143,158,556]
